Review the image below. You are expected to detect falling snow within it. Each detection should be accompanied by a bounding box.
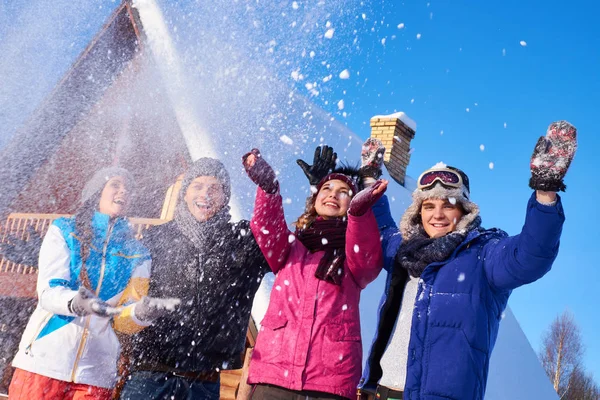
[324,28,335,39]
[280,135,294,145]
[339,69,350,79]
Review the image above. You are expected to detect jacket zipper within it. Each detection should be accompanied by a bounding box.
[70,220,114,382]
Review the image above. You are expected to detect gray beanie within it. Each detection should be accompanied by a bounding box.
[80,167,135,206]
[179,158,231,204]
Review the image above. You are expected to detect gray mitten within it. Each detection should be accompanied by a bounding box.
[134,296,181,322]
[68,287,122,318]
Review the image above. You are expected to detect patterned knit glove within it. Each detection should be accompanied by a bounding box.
[529,120,577,192]
[296,145,338,186]
[348,180,387,216]
[360,138,386,186]
[242,149,279,194]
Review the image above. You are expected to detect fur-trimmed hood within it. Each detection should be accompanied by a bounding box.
[400,184,481,241]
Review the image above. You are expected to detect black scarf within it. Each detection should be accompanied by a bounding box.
[395,217,482,278]
[295,217,347,285]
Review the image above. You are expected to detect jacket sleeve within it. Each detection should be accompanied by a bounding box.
[483,192,565,292]
[113,257,152,335]
[346,208,384,289]
[37,224,79,316]
[250,187,293,274]
[372,195,402,273]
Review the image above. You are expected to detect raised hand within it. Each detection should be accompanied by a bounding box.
[348,179,388,216]
[529,120,577,192]
[242,149,279,194]
[296,145,338,186]
[360,138,386,185]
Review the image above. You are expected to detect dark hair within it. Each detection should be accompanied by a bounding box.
[74,192,101,290]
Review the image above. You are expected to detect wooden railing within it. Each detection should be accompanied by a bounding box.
[0,213,166,298]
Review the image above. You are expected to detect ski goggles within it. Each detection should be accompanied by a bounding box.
[417,168,466,192]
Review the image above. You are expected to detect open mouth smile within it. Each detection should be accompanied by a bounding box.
[322,201,340,209]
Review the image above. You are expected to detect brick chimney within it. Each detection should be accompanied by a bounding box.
[369,112,416,186]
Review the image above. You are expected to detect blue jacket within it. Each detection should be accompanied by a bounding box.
[359,193,565,399]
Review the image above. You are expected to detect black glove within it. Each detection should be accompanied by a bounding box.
[359,138,386,185]
[296,145,338,186]
[529,120,577,192]
[0,226,42,267]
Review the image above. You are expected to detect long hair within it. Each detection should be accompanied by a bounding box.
[74,192,101,291]
[293,195,319,230]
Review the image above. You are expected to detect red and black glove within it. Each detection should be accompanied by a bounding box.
[242,149,279,194]
[360,138,386,184]
[348,180,387,216]
[529,120,577,192]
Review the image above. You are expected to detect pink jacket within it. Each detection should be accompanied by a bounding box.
[247,188,383,399]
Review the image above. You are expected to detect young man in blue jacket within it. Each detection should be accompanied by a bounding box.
[358,121,577,400]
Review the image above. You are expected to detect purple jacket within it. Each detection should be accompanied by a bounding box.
[247,187,384,399]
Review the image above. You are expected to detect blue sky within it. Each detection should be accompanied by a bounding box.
[1,0,598,382]
[333,0,600,378]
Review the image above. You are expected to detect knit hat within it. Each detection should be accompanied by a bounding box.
[315,165,361,196]
[400,165,480,241]
[80,167,135,206]
[179,158,231,205]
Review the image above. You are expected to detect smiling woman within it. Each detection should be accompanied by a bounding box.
[98,176,131,218]
[242,147,387,399]
[8,167,178,400]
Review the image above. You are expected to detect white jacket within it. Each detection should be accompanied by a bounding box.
[12,213,151,389]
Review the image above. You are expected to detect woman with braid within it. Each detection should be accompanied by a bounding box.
[9,168,177,400]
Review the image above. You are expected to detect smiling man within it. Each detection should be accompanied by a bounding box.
[358,121,577,400]
[120,158,269,400]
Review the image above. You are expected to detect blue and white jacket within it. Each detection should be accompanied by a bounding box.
[359,193,565,399]
[12,212,151,389]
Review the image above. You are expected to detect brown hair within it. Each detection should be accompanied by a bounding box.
[74,192,102,291]
[293,195,319,230]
